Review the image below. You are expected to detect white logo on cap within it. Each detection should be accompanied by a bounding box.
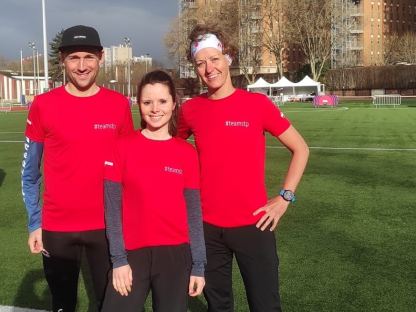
[73,35,86,39]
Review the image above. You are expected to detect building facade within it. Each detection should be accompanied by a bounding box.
[179,0,416,77]
[103,45,133,69]
[331,0,416,68]
[0,70,48,103]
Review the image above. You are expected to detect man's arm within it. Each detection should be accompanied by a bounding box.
[21,137,44,253]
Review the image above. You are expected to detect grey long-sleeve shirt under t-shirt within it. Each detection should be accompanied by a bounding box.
[104,180,206,277]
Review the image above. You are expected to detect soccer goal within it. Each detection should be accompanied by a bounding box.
[372,95,401,108]
[0,102,12,113]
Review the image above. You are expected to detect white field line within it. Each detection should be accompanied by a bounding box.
[282,107,416,113]
[0,132,24,134]
[0,139,415,152]
[268,146,416,151]
[0,306,49,312]
[282,107,349,113]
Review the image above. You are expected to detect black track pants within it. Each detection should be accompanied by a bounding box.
[203,223,282,312]
[42,229,111,312]
[102,244,192,312]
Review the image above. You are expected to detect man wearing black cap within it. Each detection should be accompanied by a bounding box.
[21,25,134,312]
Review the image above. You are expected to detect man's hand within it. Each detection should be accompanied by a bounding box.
[28,228,43,253]
[112,264,133,296]
[188,276,205,297]
[253,196,290,231]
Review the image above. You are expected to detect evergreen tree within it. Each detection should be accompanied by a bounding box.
[48,29,64,85]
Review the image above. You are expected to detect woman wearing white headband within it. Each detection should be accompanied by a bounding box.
[178,24,310,312]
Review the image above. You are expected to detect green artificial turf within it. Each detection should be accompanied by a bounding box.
[0,100,415,311]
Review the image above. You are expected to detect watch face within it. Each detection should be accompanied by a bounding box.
[283,190,295,201]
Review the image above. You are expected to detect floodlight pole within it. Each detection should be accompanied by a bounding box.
[36,50,40,94]
[42,0,49,92]
[28,42,37,95]
[20,49,24,101]
[123,37,131,97]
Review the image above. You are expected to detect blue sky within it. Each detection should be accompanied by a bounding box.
[0,0,178,65]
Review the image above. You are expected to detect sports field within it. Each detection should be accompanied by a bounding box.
[0,99,415,311]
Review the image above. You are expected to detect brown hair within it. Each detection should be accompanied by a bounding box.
[137,70,179,136]
[187,23,237,62]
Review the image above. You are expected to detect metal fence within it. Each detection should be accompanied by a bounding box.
[372,95,401,108]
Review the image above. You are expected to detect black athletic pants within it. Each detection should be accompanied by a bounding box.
[42,229,111,312]
[102,244,192,312]
[203,222,282,312]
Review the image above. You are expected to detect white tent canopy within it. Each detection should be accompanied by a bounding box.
[246,77,271,94]
[247,75,324,99]
[270,77,296,96]
[294,75,321,95]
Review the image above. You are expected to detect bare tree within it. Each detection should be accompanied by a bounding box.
[285,0,332,80]
[238,33,262,84]
[164,16,188,71]
[165,0,238,79]
[384,32,416,65]
[261,0,288,78]
[237,0,264,84]
[0,56,10,69]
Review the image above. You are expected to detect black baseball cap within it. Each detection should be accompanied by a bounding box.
[59,25,103,51]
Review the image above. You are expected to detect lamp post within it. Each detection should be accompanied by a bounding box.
[145,53,150,73]
[109,79,117,91]
[123,37,131,98]
[28,41,37,95]
[20,49,24,103]
[36,50,40,93]
[42,0,49,92]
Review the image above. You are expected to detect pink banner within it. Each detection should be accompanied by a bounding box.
[313,95,338,107]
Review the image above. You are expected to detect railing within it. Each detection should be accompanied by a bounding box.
[372,95,401,108]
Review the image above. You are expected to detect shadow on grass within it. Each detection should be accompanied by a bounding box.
[0,168,5,187]
[12,259,205,312]
[13,269,51,310]
[12,254,105,311]
[189,296,207,311]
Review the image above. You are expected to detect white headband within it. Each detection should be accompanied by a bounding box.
[191,33,232,65]
[191,33,223,58]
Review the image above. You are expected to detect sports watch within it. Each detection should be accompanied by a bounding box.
[279,189,296,203]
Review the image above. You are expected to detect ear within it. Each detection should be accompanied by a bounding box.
[225,54,233,66]
[98,50,104,66]
[59,52,66,64]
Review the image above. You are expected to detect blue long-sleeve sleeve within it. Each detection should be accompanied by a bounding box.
[21,137,43,233]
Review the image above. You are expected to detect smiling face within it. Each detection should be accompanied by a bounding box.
[61,48,103,96]
[139,83,175,136]
[194,47,234,98]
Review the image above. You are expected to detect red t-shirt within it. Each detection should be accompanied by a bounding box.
[25,86,134,231]
[104,131,200,250]
[178,89,291,227]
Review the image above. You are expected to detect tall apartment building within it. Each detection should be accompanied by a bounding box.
[331,0,416,68]
[103,45,133,69]
[238,0,276,75]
